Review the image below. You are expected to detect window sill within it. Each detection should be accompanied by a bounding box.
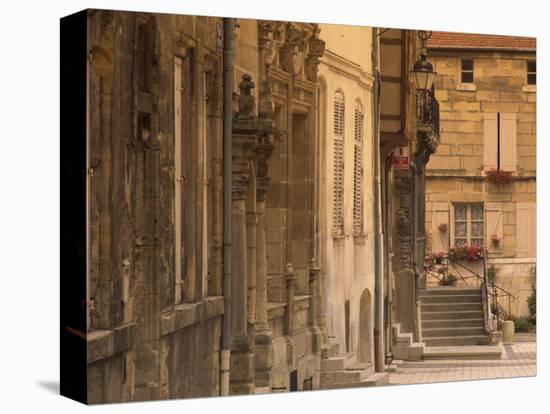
[456,83,476,91]
[161,296,224,336]
[87,323,136,364]
[522,85,536,93]
[332,233,346,241]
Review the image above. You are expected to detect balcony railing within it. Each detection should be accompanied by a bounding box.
[416,88,440,136]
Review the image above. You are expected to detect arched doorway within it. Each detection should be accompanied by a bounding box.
[358,289,373,363]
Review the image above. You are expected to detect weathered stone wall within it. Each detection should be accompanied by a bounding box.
[317,23,376,360]
[86,10,225,403]
[425,48,536,316]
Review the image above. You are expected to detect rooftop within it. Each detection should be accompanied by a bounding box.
[427,31,536,52]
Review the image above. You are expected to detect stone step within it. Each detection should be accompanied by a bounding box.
[422,326,486,338]
[321,352,356,371]
[421,294,481,304]
[422,318,485,329]
[421,302,482,312]
[423,344,502,360]
[320,364,374,386]
[423,335,491,347]
[321,372,389,389]
[422,310,484,321]
[419,287,481,296]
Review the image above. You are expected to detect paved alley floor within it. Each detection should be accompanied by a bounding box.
[388,340,536,385]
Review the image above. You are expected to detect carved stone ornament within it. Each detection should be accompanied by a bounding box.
[279,23,309,75]
[238,74,256,120]
[305,25,326,81]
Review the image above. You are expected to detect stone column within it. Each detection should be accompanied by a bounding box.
[308,258,322,353]
[229,74,257,395]
[254,173,273,388]
[246,170,257,343]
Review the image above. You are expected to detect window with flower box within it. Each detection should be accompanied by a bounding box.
[453,203,484,247]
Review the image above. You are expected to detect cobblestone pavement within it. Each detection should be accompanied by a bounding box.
[388,341,537,385]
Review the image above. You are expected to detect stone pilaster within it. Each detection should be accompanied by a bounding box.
[308,258,322,353]
[229,75,257,395]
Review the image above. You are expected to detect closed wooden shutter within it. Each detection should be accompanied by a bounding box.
[174,57,184,304]
[333,91,345,235]
[485,202,503,253]
[500,113,517,172]
[431,202,450,253]
[516,202,536,258]
[353,103,364,236]
[483,113,498,171]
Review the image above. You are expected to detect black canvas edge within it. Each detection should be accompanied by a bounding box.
[60,9,88,405]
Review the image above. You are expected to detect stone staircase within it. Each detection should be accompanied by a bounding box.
[420,287,491,346]
[320,343,388,389]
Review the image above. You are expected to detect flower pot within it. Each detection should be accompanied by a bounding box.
[502,320,515,344]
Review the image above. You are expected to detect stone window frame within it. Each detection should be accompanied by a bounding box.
[523,59,536,92]
[456,57,477,91]
[451,202,485,248]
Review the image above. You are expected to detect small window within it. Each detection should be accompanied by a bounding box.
[527,61,536,85]
[460,59,474,84]
[453,203,484,247]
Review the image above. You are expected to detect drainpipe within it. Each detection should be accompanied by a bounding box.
[220,17,234,397]
[372,28,385,373]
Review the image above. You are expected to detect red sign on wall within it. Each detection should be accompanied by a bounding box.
[393,146,410,169]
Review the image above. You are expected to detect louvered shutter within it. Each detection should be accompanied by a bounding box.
[500,113,517,172]
[516,202,536,258]
[353,104,364,236]
[483,113,498,171]
[333,92,345,235]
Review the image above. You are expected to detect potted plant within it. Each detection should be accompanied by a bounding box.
[440,272,457,286]
[485,168,514,185]
[490,233,500,247]
[438,223,448,233]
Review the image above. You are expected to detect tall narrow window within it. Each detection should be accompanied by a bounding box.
[353,102,364,236]
[526,60,536,85]
[333,91,345,236]
[460,59,474,84]
[453,203,484,247]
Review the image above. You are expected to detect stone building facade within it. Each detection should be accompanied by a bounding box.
[316,23,377,370]
[425,32,536,317]
[66,9,434,404]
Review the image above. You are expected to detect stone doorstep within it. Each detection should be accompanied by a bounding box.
[321,372,389,389]
[423,326,487,337]
[423,344,503,360]
[321,352,356,371]
[423,335,491,347]
[421,294,482,304]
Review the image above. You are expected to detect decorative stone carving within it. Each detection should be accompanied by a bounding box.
[258,80,275,120]
[238,74,256,120]
[305,26,326,82]
[279,23,309,75]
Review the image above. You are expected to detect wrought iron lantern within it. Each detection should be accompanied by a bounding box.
[412,53,436,91]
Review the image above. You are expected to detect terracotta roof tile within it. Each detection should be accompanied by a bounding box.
[428,31,536,51]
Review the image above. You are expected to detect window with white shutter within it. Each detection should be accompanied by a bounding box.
[353,102,364,236]
[483,112,517,172]
[453,203,484,247]
[333,91,345,236]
